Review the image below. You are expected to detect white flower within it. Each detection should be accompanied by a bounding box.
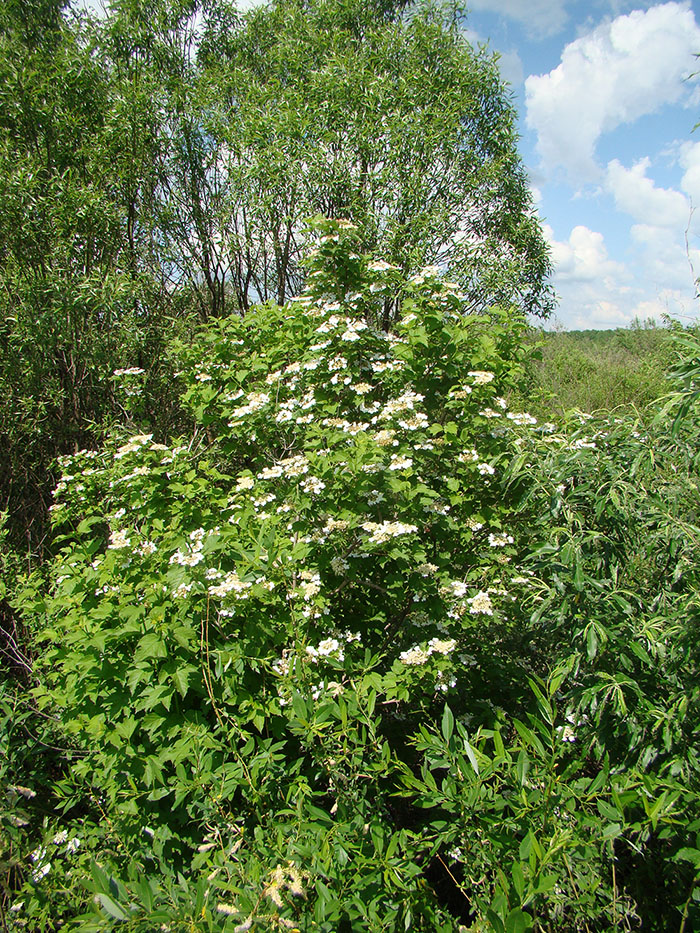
[259,465,284,480]
[488,532,513,548]
[467,591,493,615]
[399,646,431,665]
[170,549,204,567]
[507,412,537,426]
[428,637,456,655]
[389,454,413,471]
[331,556,349,574]
[108,529,131,550]
[301,476,325,495]
[280,454,310,477]
[478,462,495,476]
[236,474,255,490]
[380,391,425,419]
[417,562,438,576]
[209,572,252,599]
[398,413,429,431]
[468,370,494,384]
[373,429,398,447]
[368,259,399,272]
[361,520,418,544]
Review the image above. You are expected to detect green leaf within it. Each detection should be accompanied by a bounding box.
[505,908,533,933]
[515,749,530,786]
[463,737,480,775]
[171,665,194,698]
[135,632,167,662]
[674,848,700,869]
[95,893,129,921]
[441,705,454,743]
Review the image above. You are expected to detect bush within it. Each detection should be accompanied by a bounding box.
[10,223,700,931]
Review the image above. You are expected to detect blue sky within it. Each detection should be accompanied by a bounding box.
[461,0,700,329]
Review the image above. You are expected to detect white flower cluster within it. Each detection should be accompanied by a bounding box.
[466,591,493,615]
[310,679,344,701]
[507,411,537,426]
[371,358,403,374]
[113,367,145,377]
[297,570,321,601]
[259,454,310,480]
[399,637,456,666]
[170,527,208,567]
[468,370,495,385]
[208,571,253,599]
[114,433,153,459]
[368,259,399,273]
[398,412,429,431]
[306,638,344,662]
[301,476,325,495]
[488,532,514,548]
[435,670,457,694]
[388,454,413,471]
[229,391,270,421]
[108,529,131,550]
[361,520,418,544]
[373,429,398,447]
[379,390,424,420]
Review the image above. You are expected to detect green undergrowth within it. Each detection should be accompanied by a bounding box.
[3,223,700,931]
[520,323,675,416]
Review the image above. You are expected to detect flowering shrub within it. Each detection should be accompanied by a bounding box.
[13,223,700,930]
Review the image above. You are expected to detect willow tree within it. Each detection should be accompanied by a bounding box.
[189,0,552,317]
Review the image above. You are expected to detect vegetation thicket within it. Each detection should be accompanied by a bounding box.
[2,1,700,932]
[0,0,551,555]
[523,323,676,416]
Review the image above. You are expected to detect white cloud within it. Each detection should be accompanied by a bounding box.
[466,0,569,38]
[630,223,699,289]
[542,221,700,328]
[545,223,626,283]
[606,158,689,227]
[679,140,700,204]
[495,49,524,87]
[525,2,700,180]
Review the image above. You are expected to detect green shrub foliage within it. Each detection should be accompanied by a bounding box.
[10,224,700,931]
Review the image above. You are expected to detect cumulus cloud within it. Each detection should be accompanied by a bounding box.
[545,223,626,283]
[466,0,569,38]
[606,158,690,227]
[525,2,700,180]
[542,221,699,328]
[631,223,700,289]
